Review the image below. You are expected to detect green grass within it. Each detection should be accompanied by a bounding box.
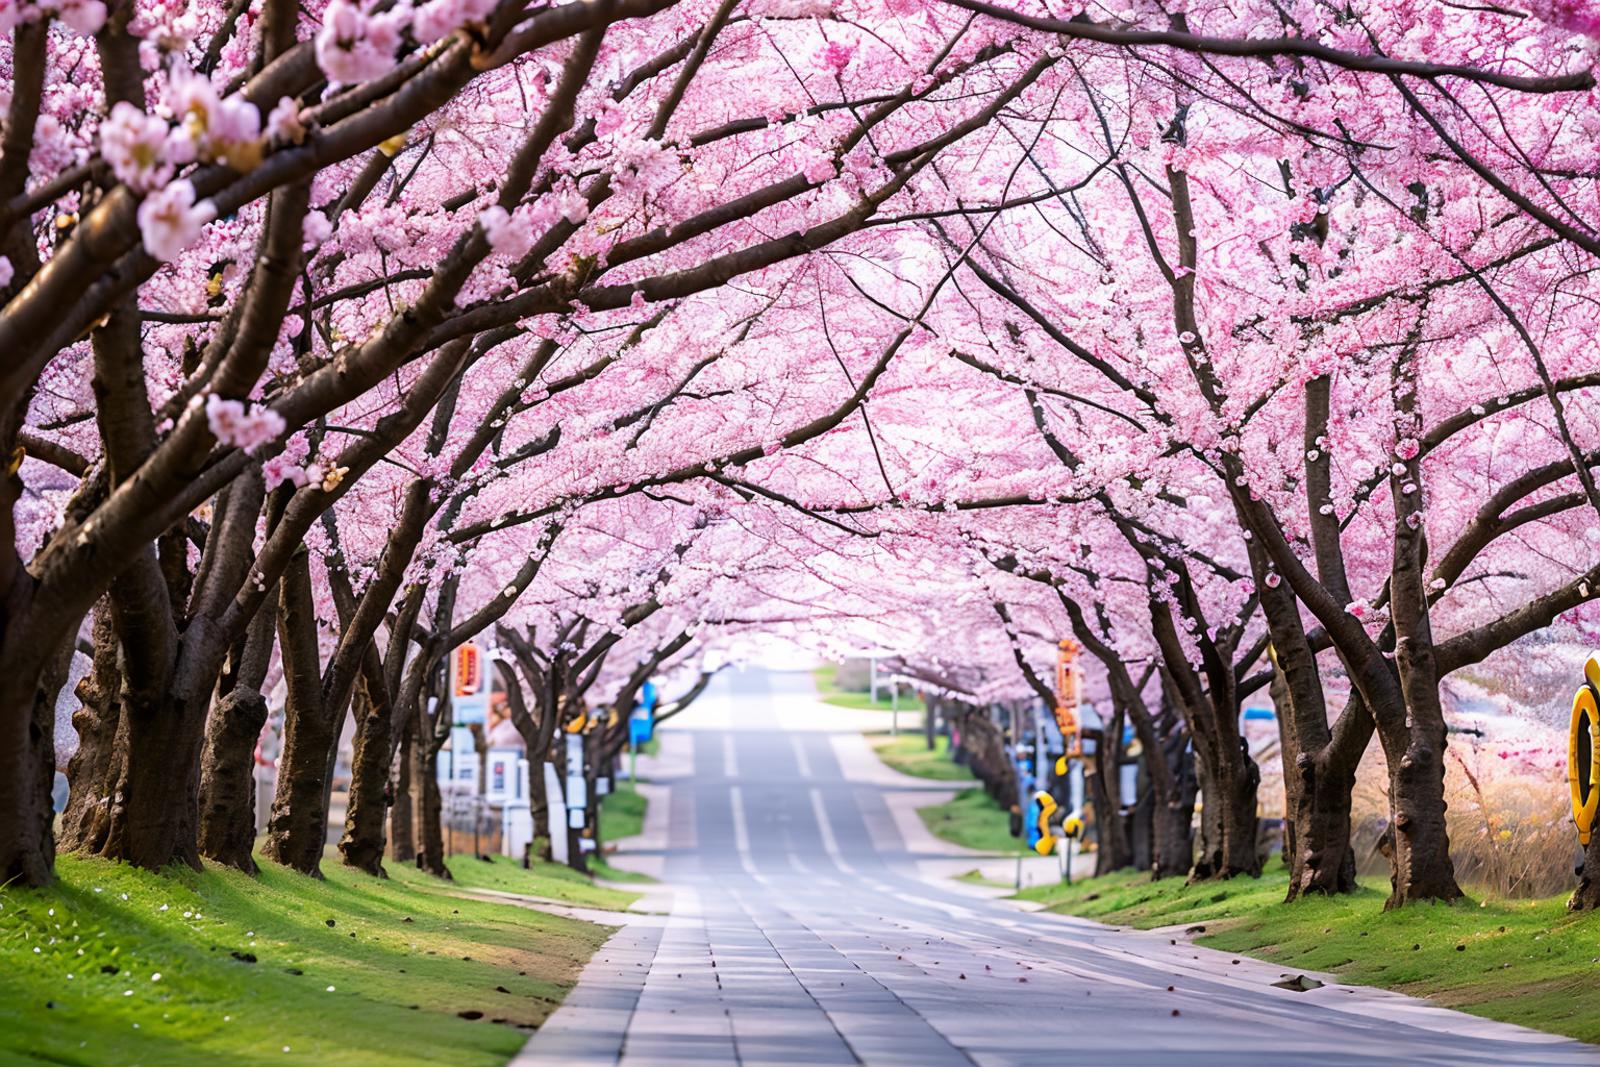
[953,868,1011,887]
[813,664,923,712]
[872,734,972,781]
[443,853,640,911]
[587,860,656,885]
[917,787,1026,854]
[589,779,658,886]
[597,779,646,845]
[0,853,612,1066]
[1021,866,1600,1044]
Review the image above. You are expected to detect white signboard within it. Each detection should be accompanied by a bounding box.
[450,725,479,791]
[564,733,587,812]
[543,762,567,865]
[484,749,519,805]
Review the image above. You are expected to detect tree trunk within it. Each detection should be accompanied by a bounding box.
[93,625,222,872]
[261,697,338,875]
[197,688,270,873]
[0,612,73,887]
[415,743,449,878]
[339,676,394,875]
[1570,832,1600,910]
[1384,647,1462,907]
[60,608,125,855]
[1152,726,1196,879]
[391,713,417,864]
[198,599,278,873]
[1216,739,1262,878]
[261,550,333,876]
[1087,724,1131,874]
[1190,745,1222,879]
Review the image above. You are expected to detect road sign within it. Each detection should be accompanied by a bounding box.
[1570,653,1600,845]
[629,703,654,746]
[484,749,520,805]
[1054,639,1082,757]
[451,640,490,724]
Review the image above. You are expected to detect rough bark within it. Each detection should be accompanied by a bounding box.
[197,593,278,872]
[415,745,449,877]
[339,673,395,876]
[1570,833,1600,910]
[261,547,334,876]
[60,607,126,854]
[0,618,73,886]
[1382,345,1464,909]
[1087,719,1132,874]
[1384,646,1462,907]
[1190,744,1224,879]
[390,711,418,864]
[196,689,270,873]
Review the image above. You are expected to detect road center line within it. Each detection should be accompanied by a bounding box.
[793,736,812,779]
[810,787,853,875]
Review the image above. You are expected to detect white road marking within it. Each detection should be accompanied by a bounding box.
[729,785,758,878]
[722,734,739,779]
[793,736,812,779]
[809,788,853,875]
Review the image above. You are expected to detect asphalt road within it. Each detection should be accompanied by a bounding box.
[516,667,1600,1067]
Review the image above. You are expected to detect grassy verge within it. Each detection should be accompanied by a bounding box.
[917,787,1026,854]
[597,779,646,845]
[872,734,972,781]
[587,859,656,884]
[813,664,923,712]
[443,853,640,910]
[0,853,611,1066]
[953,868,1012,888]
[592,778,658,886]
[1020,867,1600,1044]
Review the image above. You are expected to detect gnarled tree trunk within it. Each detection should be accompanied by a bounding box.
[198,596,278,873]
[339,674,395,875]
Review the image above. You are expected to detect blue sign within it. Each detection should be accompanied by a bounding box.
[639,680,659,712]
[629,704,654,746]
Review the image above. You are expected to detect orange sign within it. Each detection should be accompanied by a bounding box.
[453,643,483,698]
[1054,638,1082,755]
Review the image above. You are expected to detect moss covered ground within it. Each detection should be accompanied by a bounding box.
[1020,866,1600,1044]
[0,853,617,1065]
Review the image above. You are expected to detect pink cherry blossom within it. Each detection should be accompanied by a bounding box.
[265,97,306,144]
[101,102,173,193]
[411,0,494,44]
[262,455,309,491]
[302,210,333,252]
[479,206,535,260]
[205,394,285,453]
[136,179,215,262]
[55,0,105,33]
[815,41,854,76]
[316,0,406,85]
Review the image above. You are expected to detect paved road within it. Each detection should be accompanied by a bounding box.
[517,668,1600,1066]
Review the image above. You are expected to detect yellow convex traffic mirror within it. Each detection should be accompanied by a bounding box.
[1570,654,1600,846]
